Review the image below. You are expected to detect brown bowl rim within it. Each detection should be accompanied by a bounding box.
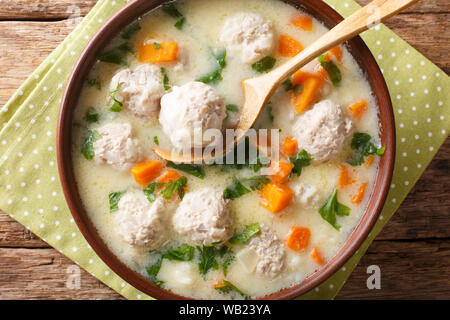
[57,0,395,300]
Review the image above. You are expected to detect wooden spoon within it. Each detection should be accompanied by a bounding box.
[155,0,419,163]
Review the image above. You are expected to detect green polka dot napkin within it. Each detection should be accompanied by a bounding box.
[0,0,448,300]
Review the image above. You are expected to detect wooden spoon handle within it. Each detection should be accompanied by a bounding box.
[266,0,419,85]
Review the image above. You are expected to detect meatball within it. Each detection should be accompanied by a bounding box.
[248,226,286,278]
[293,99,353,162]
[172,187,233,245]
[220,12,275,64]
[110,64,165,118]
[93,122,143,169]
[114,190,167,248]
[159,81,226,150]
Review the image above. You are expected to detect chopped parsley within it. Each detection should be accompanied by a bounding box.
[153,42,162,50]
[162,3,186,30]
[318,54,342,86]
[226,104,239,112]
[153,136,159,145]
[197,245,220,277]
[143,182,164,203]
[215,280,250,299]
[109,86,123,112]
[223,176,269,200]
[160,67,171,90]
[81,129,101,160]
[166,162,205,179]
[283,78,293,91]
[146,255,164,286]
[87,78,101,90]
[120,22,141,40]
[290,149,312,176]
[84,108,99,124]
[197,49,227,84]
[229,223,260,244]
[293,84,304,94]
[163,244,195,261]
[108,190,126,212]
[98,43,132,66]
[252,56,276,73]
[160,176,188,200]
[347,132,386,166]
[319,189,350,231]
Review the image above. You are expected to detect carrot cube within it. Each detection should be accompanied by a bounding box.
[260,183,294,214]
[278,34,304,57]
[287,227,311,251]
[352,182,368,204]
[349,100,368,119]
[157,169,181,183]
[131,161,164,187]
[338,164,354,189]
[311,247,325,265]
[269,161,294,184]
[291,15,313,31]
[283,137,298,157]
[291,70,324,114]
[138,42,178,63]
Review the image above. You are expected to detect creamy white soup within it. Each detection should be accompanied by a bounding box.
[72,0,385,299]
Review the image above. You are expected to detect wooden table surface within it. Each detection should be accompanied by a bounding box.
[0,0,448,300]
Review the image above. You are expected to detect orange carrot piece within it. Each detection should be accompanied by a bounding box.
[214,280,226,289]
[352,182,368,204]
[365,155,375,167]
[283,137,298,157]
[329,46,343,61]
[287,227,311,251]
[131,161,164,187]
[311,247,325,265]
[269,161,294,184]
[291,15,313,31]
[349,100,368,119]
[260,183,294,214]
[157,170,181,183]
[138,42,178,63]
[291,70,324,114]
[278,34,304,57]
[338,164,354,189]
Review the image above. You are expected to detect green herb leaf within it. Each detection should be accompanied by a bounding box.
[283,78,293,91]
[229,223,260,244]
[252,56,276,73]
[109,87,123,112]
[153,42,162,50]
[290,149,312,176]
[174,17,186,30]
[98,43,131,66]
[109,190,126,212]
[220,248,234,276]
[318,54,342,86]
[162,3,183,18]
[197,49,226,84]
[226,104,239,112]
[143,182,164,203]
[197,245,219,277]
[121,22,141,40]
[146,255,164,286]
[160,176,188,200]
[243,176,270,191]
[223,177,251,200]
[347,132,385,166]
[163,244,195,261]
[167,162,205,179]
[160,67,171,90]
[87,78,101,90]
[293,84,304,94]
[81,130,101,160]
[153,136,160,146]
[215,280,249,299]
[84,108,99,124]
[319,189,350,230]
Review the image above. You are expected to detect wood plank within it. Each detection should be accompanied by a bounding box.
[0,14,448,108]
[0,0,448,20]
[0,0,97,20]
[0,248,123,299]
[337,239,450,299]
